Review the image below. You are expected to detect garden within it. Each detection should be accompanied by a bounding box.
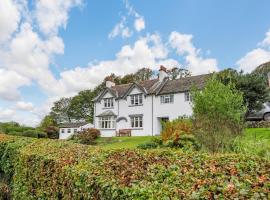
[0,76,269,199]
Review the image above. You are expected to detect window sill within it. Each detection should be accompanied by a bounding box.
[102,107,114,110]
[129,104,143,107]
[99,128,116,130]
[130,128,143,130]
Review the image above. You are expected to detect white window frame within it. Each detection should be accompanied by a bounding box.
[67,129,71,133]
[104,98,114,108]
[130,116,143,128]
[130,94,143,106]
[160,94,174,104]
[61,129,65,133]
[98,116,115,129]
[185,92,192,102]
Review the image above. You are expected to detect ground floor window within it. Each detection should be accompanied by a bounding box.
[61,129,65,133]
[67,129,71,133]
[99,116,115,129]
[130,116,143,128]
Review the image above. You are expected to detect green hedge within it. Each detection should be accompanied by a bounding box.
[0,134,269,199]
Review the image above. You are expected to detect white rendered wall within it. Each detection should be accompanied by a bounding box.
[59,128,76,139]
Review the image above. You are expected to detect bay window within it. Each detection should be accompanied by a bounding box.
[99,116,115,129]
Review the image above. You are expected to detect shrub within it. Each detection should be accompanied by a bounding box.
[45,126,59,139]
[77,128,101,145]
[137,141,159,149]
[8,130,46,138]
[0,134,269,199]
[192,78,247,153]
[161,118,193,144]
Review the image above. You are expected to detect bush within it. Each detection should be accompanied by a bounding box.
[192,78,247,153]
[45,126,59,139]
[0,134,269,199]
[161,118,193,144]
[77,128,101,145]
[8,130,46,138]
[137,141,159,149]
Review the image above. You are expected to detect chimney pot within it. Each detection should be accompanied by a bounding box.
[105,77,115,88]
[159,65,168,82]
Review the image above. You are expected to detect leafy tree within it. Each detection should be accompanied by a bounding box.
[167,67,191,80]
[38,115,57,130]
[134,68,154,81]
[216,69,269,112]
[192,78,246,153]
[50,97,73,124]
[69,90,96,123]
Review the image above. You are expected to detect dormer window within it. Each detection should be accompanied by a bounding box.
[130,94,143,106]
[161,94,174,104]
[104,98,114,108]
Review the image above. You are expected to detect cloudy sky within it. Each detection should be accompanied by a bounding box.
[0,0,270,126]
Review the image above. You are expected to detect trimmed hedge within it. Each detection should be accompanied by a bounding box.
[246,121,270,128]
[0,134,269,199]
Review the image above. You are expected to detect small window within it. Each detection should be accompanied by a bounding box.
[160,94,174,104]
[67,129,71,133]
[185,92,192,102]
[130,94,143,105]
[98,116,115,129]
[104,98,114,108]
[61,129,65,133]
[74,129,77,133]
[130,116,143,128]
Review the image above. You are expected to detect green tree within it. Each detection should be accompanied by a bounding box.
[50,97,73,124]
[167,67,191,80]
[192,78,246,153]
[216,69,269,112]
[38,115,57,130]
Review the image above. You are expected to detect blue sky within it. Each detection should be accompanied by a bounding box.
[0,0,270,126]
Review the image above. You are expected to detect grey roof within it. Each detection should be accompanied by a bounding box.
[96,110,117,117]
[94,74,211,101]
[157,74,211,95]
[59,122,88,128]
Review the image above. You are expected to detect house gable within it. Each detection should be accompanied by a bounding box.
[122,83,147,99]
[94,88,116,102]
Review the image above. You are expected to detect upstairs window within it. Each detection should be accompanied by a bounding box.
[185,92,192,102]
[130,94,143,106]
[160,94,174,104]
[130,116,143,128]
[99,116,115,129]
[104,98,114,108]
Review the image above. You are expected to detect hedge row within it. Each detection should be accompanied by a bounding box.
[246,120,270,128]
[0,134,269,199]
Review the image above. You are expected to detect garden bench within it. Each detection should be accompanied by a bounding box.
[116,129,132,137]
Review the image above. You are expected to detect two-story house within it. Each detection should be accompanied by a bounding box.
[93,66,210,137]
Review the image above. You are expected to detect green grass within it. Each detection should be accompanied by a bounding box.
[95,136,158,149]
[233,128,270,159]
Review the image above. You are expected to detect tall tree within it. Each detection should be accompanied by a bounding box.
[216,69,270,112]
[50,97,73,124]
[167,67,191,80]
[134,68,154,81]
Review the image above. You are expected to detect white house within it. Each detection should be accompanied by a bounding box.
[93,66,210,137]
[59,122,93,139]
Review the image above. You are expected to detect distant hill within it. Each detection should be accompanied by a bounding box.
[253,61,270,78]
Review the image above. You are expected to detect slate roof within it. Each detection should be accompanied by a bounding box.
[59,122,88,128]
[156,74,211,95]
[94,74,211,101]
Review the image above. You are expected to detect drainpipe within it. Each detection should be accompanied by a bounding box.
[151,95,154,136]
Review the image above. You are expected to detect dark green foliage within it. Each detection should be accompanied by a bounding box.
[76,128,101,145]
[216,69,270,112]
[137,141,159,149]
[45,126,59,139]
[0,134,269,199]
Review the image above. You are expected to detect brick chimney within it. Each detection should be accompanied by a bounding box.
[159,65,168,81]
[105,77,115,88]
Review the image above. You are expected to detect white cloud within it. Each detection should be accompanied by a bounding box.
[169,31,219,74]
[237,48,270,73]
[15,101,34,111]
[237,28,270,72]
[0,108,16,121]
[0,0,21,43]
[35,0,82,35]
[134,17,145,32]
[109,0,145,39]
[109,17,133,39]
[0,69,30,101]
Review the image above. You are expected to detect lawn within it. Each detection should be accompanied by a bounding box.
[95,136,158,149]
[94,128,270,159]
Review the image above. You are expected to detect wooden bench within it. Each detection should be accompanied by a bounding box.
[116,129,132,137]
